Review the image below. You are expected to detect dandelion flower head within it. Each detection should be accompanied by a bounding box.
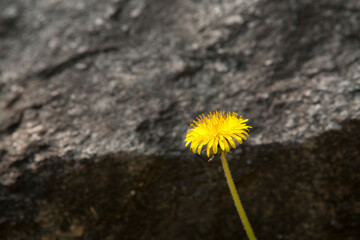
[185,111,251,157]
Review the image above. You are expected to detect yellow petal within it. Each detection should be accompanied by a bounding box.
[242,130,250,137]
[197,138,209,155]
[197,142,204,155]
[213,137,218,154]
[190,139,201,153]
[224,135,236,148]
[219,137,225,151]
[223,138,230,152]
[231,134,243,144]
[238,133,247,140]
[207,138,214,157]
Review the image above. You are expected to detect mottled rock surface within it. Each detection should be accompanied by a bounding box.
[0,0,359,239]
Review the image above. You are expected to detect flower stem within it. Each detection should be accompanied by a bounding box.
[220,151,257,240]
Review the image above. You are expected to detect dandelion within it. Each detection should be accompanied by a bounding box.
[185,111,251,157]
[185,111,256,240]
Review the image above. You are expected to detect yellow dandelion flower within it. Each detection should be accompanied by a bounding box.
[185,111,251,157]
[184,111,256,240]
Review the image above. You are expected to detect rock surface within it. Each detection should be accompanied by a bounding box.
[0,0,359,239]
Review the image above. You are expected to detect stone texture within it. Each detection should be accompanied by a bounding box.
[0,0,359,239]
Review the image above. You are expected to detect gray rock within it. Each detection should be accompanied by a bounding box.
[0,0,359,239]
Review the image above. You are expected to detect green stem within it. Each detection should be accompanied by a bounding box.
[220,151,257,240]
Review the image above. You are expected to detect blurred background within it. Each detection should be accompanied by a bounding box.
[0,0,359,239]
